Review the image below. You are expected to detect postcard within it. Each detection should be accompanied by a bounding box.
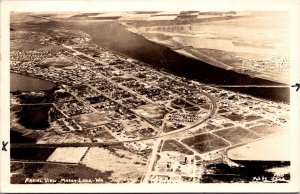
[1,0,299,193]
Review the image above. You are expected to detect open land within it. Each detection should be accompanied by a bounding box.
[10,12,290,184]
[121,11,290,84]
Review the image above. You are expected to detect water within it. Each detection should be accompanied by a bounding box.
[17,105,52,129]
[12,21,290,103]
[11,148,56,161]
[10,20,290,182]
[51,20,289,103]
[201,161,290,183]
[13,21,290,103]
[10,131,37,143]
[220,86,290,103]
[10,73,56,131]
[11,73,56,92]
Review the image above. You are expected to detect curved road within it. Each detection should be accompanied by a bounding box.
[11,43,217,148]
[11,91,217,148]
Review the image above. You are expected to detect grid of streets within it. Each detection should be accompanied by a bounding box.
[10,28,290,183]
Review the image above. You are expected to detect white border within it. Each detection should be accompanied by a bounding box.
[1,0,300,193]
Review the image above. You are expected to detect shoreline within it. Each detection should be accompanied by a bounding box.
[122,22,289,85]
[10,71,57,92]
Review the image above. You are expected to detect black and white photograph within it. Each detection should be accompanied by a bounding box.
[1,0,299,193]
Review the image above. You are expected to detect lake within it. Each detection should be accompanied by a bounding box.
[11,72,56,92]
[10,73,56,131]
[54,21,289,103]
[12,21,290,103]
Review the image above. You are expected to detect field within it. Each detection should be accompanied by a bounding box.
[38,56,75,68]
[227,133,289,162]
[181,133,230,154]
[161,139,193,155]
[9,12,291,184]
[244,115,263,122]
[124,12,289,84]
[222,112,244,121]
[133,104,168,120]
[249,125,285,136]
[187,48,289,84]
[80,147,148,183]
[213,127,259,144]
[92,130,116,141]
[10,40,63,51]
[171,98,195,109]
[11,148,55,161]
[74,112,112,128]
[47,147,89,164]
[10,163,113,184]
[163,122,185,133]
[10,30,63,51]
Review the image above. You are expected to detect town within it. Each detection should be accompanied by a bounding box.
[10,26,290,183]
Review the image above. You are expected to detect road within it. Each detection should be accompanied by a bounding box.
[142,138,162,183]
[11,103,54,106]
[10,44,217,148]
[11,94,216,148]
